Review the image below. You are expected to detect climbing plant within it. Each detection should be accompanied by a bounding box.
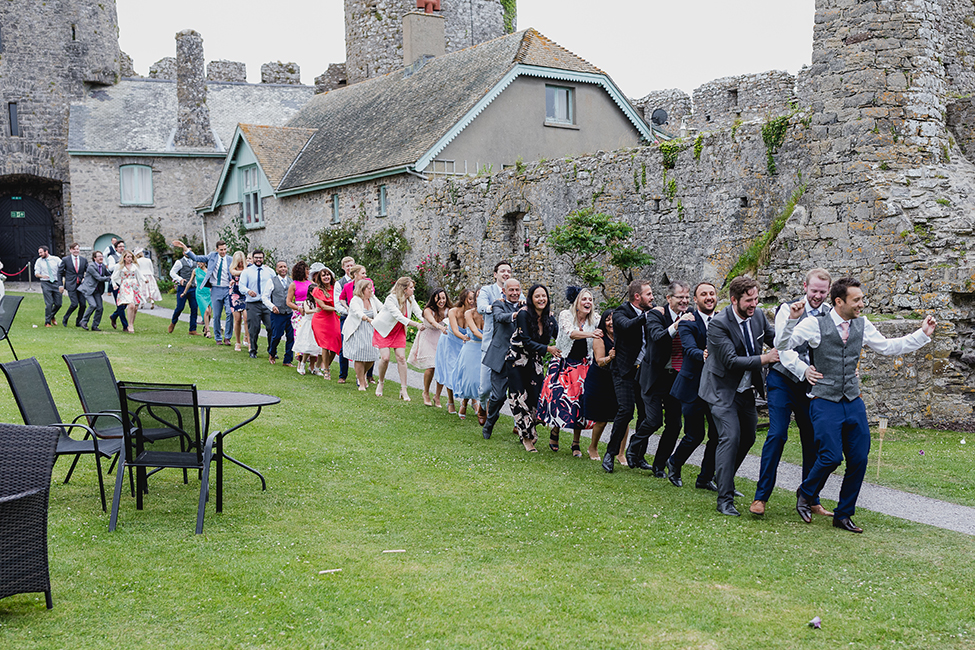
[547,207,654,302]
[762,115,791,175]
[501,0,516,33]
[724,183,807,287]
[659,140,682,170]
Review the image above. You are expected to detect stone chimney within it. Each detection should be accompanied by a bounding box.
[174,30,214,149]
[403,11,445,68]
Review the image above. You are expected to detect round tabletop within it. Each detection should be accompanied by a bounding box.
[128,390,280,409]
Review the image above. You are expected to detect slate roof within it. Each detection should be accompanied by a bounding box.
[68,80,315,154]
[278,29,612,191]
[238,124,316,187]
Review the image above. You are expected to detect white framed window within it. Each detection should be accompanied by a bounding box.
[377,185,387,217]
[331,193,340,224]
[428,159,456,175]
[545,85,574,125]
[241,165,263,228]
[119,164,153,205]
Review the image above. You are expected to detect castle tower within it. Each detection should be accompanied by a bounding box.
[0,0,120,275]
[344,0,514,85]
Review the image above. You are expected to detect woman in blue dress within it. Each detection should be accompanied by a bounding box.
[451,300,484,419]
[433,288,473,415]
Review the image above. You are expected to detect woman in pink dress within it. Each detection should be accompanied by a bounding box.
[287,260,318,375]
[311,266,342,379]
[372,276,424,400]
[407,288,450,406]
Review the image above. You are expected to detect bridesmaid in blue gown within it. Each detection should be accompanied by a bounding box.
[452,303,484,418]
[433,288,472,415]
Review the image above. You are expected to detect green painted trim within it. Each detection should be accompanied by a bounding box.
[274,166,411,198]
[68,150,227,158]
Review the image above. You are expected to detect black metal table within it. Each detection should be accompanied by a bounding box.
[128,390,279,512]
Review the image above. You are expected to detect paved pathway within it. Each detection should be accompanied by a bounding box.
[6,284,974,536]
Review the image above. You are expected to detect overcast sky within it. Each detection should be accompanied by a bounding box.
[117,0,815,98]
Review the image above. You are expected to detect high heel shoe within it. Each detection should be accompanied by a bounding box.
[375,381,384,397]
[400,388,411,401]
[234,343,241,352]
[433,395,442,408]
[423,391,433,407]
[447,402,456,415]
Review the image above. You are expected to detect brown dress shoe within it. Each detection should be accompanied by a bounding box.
[476,405,487,426]
[810,504,834,517]
[167,322,175,333]
[749,500,766,516]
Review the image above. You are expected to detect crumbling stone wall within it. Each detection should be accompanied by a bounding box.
[687,70,796,132]
[207,60,247,83]
[120,52,140,78]
[261,61,302,85]
[175,30,214,149]
[149,57,176,80]
[315,64,348,94]
[631,89,691,130]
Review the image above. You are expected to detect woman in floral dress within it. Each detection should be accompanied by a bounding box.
[228,251,248,351]
[111,250,144,333]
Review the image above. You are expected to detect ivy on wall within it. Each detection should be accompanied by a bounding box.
[762,115,790,175]
[724,182,807,287]
[501,0,517,33]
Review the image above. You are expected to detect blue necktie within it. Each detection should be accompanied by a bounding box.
[741,320,754,356]
[256,267,262,295]
[217,257,223,285]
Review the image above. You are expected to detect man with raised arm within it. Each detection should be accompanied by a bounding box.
[777,277,935,533]
[750,268,834,518]
[172,238,234,345]
[477,261,515,426]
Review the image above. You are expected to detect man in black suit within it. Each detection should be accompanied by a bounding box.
[602,279,654,473]
[58,242,88,327]
[481,278,522,440]
[78,250,113,331]
[699,276,779,516]
[665,281,719,490]
[627,281,693,474]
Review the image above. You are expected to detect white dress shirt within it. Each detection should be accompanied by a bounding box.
[237,264,268,303]
[34,255,61,282]
[776,310,931,380]
[774,301,826,382]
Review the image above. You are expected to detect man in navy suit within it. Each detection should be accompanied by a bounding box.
[627,281,693,474]
[602,279,653,473]
[665,281,719,490]
[481,278,523,440]
[58,242,88,328]
[172,238,234,345]
[699,276,779,516]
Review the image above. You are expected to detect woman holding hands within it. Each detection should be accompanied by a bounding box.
[372,276,424,400]
[342,279,380,390]
[408,288,450,407]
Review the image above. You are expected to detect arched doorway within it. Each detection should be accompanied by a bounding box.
[93,233,121,258]
[0,195,55,282]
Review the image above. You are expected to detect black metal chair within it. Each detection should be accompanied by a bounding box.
[0,423,59,610]
[62,351,187,485]
[0,295,23,360]
[0,357,122,512]
[109,381,219,535]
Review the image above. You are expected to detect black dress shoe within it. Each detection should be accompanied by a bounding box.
[832,517,863,533]
[734,489,745,498]
[796,489,812,524]
[80,323,89,331]
[482,425,492,440]
[627,457,652,471]
[717,502,741,516]
[666,460,682,487]
[696,480,718,492]
[652,466,666,478]
[601,452,615,473]
[249,352,257,359]
[91,326,101,331]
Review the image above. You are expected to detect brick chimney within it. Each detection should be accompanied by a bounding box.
[174,29,214,149]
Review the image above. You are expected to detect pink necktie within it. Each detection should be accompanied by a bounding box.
[74,257,79,273]
[839,321,850,344]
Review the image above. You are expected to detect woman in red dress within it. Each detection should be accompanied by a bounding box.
[311,266,342,379]
[372,276,424,400]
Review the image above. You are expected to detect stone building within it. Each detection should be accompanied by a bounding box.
[66,30,315,256]
[0,0,120,280]
[197,26,657,265]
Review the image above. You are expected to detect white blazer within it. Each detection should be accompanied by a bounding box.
[555,309,597,358]
[372,294,423,338]
[342,295,377,339]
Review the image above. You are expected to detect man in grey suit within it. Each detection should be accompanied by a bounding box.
[481,278,522,440]
[78,250,113,330]
[699,276,779,516]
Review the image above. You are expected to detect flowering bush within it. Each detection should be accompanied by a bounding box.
[413,253,465,302]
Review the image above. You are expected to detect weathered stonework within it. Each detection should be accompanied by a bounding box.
[631,89,691,130]
[120,51,140,78]
[687,70,796,132]
[261,61,302,85]
[174,30,214,149]
[344,0,511,84]
[315,64,348,94]
[149,57,176,80]
[207,60,247,83]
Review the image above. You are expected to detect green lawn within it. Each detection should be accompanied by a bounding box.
[1,292,973,649]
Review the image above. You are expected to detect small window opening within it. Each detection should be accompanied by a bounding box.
[739,196,749,208]
[8,103,20,137]
[653,198,661,212]
[377,185,387,217]
[705,114,711,123]
[728,89,738,107]
[501,211,525,254]
[331,194,340,224]
[71,24,77,41]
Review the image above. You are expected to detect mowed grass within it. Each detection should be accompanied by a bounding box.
[0,291,974,649]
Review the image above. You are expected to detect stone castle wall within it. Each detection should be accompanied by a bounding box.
[261,61,302,85]
[207,60,247,83]
[631,89,692,130]
[686,70,796,132]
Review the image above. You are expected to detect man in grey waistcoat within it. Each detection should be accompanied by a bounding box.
[481,278,522,440]
[261,259,294,366]
[168,254,199,335]
[777,277,935,533]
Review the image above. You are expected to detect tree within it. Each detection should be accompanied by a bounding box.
[546,207,653,302]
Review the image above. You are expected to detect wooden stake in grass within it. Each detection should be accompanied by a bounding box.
[876,417,888,481]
